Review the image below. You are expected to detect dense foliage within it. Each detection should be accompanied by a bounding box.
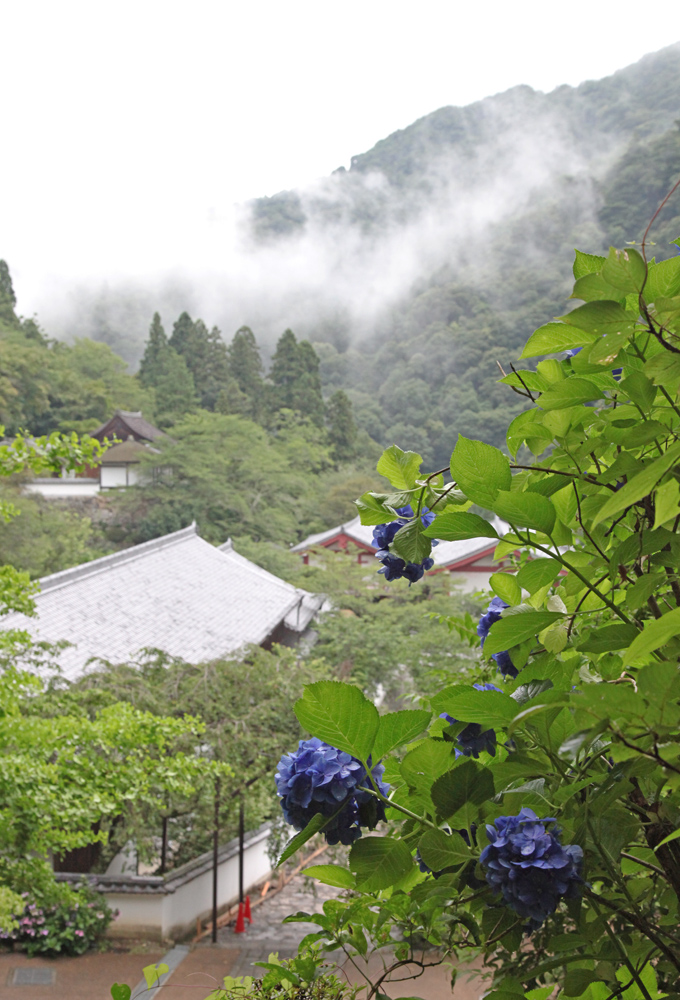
[0,433,226,951]
[275,234,680,998]
[40,645,322,870]
[1,885,114,957]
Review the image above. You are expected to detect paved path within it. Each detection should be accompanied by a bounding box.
[0,874,485,999]
[0,948,165,1000]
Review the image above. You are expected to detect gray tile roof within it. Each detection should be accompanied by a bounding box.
[4,525,320,680]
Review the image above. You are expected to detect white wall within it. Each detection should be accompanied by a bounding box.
[56,824,276,943]
[25,479,100,498]
[100,465,128,489]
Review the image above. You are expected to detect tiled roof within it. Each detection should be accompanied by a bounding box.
[291,515,508,570]
[100,439,154,464]
[4,525,320,680]
[92,410,166,443]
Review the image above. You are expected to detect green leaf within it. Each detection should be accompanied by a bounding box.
[431,686,518,728]
[110,986,132,1000]
[372,709,431,761]
[587,329,631,365]
[619,370,657,410]
[520,322,598,360]
[573,249,606,279]
[376,445,422,490]
[277,813,328,866]
[654,477,680,528]
[498,369,549,391]
[401,739,457,789]
[576,624,639,653]
[515,558,561,595]
[450,435,511,507]
[601,246,647,293]
[571,272,625,303]
[591,441,680,527]
[349,836,413,891]
[355,492,398,526]
[625,572,666,610]
[506,410,552,458]
[295,681,379,760]
[622,607,680,666]
[423,511,498,541]
[538,377,605,410]
[143,964,169,988]
[644,256,680,302]
[653,828,680,852]
[430,760,495,822]
[491,490,556,534]
[391,517,432,564]
[489,572,521,606]
[541,621,568,653]
[418,829,473,871]
[562,969,601,997]
[559,300,637,335]
[483,612,565,656]
[303,865,356,889]
[644,351,680,389]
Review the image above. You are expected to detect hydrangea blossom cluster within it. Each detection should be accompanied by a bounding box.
[276,737,390,846]
[372,505,438,584]
[480,807,583,931]
[440,682,503,758]
[477,597,517,679]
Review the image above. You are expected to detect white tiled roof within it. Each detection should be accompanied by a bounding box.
[4,525,320,680]
[290,515,507,569]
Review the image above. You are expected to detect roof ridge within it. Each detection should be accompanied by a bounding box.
[37,523,199,593]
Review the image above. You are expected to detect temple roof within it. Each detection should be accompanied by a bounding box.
[4,525,321,680]
[91,410,166,444]
[290,514,507,569]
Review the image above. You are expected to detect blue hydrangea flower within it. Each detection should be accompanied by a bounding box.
[372,506,438,584]
[480,807,583,931]
[440,683,502,758]
[477,599,517,679]
[378,553,435,583]
[275,737,390,846]
[492,650,518,680]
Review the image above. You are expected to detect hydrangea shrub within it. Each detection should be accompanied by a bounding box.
[275,236,680,998]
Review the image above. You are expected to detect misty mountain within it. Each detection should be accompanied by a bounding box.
[28,44,680,466]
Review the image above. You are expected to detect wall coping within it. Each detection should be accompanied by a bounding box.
[54,823,272,895]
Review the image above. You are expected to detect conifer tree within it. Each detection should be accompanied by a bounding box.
[199,326,230,411]
[228,327,264,396]
[326,389,357,463]
[269,329,324,424]
[0,260,19,327]
[168,311,196,357]
[227,326,265,420]
[269,329,305,400]
[153,350,196,428]
[138,313,169,389]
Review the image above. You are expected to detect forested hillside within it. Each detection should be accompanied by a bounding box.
[3,45,680,485]
[247,43,680,465]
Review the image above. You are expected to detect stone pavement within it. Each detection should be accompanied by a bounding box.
[0,874,486,999]
[0,948,165,1000]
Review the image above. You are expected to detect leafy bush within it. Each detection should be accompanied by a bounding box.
[0,883,114,956]
[273,232,680,997]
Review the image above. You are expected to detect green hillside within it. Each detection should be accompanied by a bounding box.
[246,45,680,465]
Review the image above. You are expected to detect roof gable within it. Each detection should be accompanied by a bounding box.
[92,410,166,444]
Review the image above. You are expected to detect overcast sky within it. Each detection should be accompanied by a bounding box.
[2,0,679,312]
